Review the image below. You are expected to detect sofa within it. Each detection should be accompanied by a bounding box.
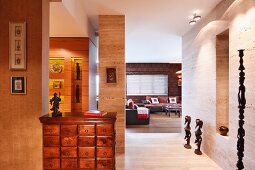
[126,109,150,125]
[145,96,181,113]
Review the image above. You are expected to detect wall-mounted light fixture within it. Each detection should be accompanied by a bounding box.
[189,13,201,25]
[176,70,182,86]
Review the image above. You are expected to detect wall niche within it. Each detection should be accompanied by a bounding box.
[216,29,229,135]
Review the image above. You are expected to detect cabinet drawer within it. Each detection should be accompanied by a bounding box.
[43,125,59,136]
[43,158,60,169]
[79,147,95,158]
[44,136,60,146]
[79,136,95,147]
[79,159,95,169]
[61,125,77,136]
[96,124,113,136]
[61,158,77,169]
[97,158,113,170]
[79,125,95,136]
[97,136,113,147]
[43,147,60,158]
[97,148,113,158]
[61,136,77,146]
[61,147,77,158]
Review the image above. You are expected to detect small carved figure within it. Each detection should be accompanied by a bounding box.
[76,63,80,80]
[184,115,192,149]
[194,119,203,155]
[50,92,62,117]
[76,84,80,103]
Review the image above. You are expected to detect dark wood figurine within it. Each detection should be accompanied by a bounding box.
[76,84,80,103]
[76,62,80,80]
[194,119,203,155]
[184,115,192,149]
[50,92,62,117]
[237,49,246,170]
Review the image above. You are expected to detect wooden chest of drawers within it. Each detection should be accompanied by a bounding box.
[39,112,116,170]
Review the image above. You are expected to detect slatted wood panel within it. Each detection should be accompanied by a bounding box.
[98,15,125,153]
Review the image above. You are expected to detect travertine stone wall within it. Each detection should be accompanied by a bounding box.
[0,0,49,169]
[182,0,255,169]
[98,15,125,153]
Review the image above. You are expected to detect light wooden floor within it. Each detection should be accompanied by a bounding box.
[116,133,222,170]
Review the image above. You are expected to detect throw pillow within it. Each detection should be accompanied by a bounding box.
[169,97,177,104]
[151,97,159,104]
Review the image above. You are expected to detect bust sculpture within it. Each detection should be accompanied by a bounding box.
[50,92,62,117]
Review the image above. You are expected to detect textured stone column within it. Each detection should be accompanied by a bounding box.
[98,15,125,153]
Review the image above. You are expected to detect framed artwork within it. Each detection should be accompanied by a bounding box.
[53,81,61,89]
[106,67,117,83]
[9,22,26,70]
[11,76,26,94]
[49,58,64,73]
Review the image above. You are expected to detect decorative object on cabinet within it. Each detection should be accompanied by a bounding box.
[53,81,61,89]
[184,115,192,149]
[84,110,107,117]
[236,49,246,170]
[11,76,26,94]
[49,58,64,73]
[49,92,62,117]
[75,84,80,103]
[194,119,203,155]
[106,67,117,83]
[76,62,81,80]
[219,126,229,136]
[39,112,117,170]
[9,22,26,70]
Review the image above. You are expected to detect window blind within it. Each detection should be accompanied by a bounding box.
[126,75,168,95]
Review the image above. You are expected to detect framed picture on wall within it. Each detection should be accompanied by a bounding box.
[11,76,26,94]
[9,22,26,70]
[106,67,117,84]
[53,81,61,89]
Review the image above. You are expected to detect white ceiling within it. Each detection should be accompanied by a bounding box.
[51,0,222,63]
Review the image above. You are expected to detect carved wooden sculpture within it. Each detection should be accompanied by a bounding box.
[237,49,246,170]
[76,84,80,103]
[76,62,81,80]
[50,92,62,117]
[194,119,203,155]
[184,115,192,149]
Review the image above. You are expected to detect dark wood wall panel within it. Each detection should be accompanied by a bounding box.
[126,63,181,97]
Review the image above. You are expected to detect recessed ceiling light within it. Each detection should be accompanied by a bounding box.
[188,13,201,25]
[189,20,196,25]
[194,15,201,21]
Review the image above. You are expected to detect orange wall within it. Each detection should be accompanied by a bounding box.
[0,0,49,169]
[50,37,89,112]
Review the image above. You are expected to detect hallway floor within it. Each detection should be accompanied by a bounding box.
[116,133,222,170]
